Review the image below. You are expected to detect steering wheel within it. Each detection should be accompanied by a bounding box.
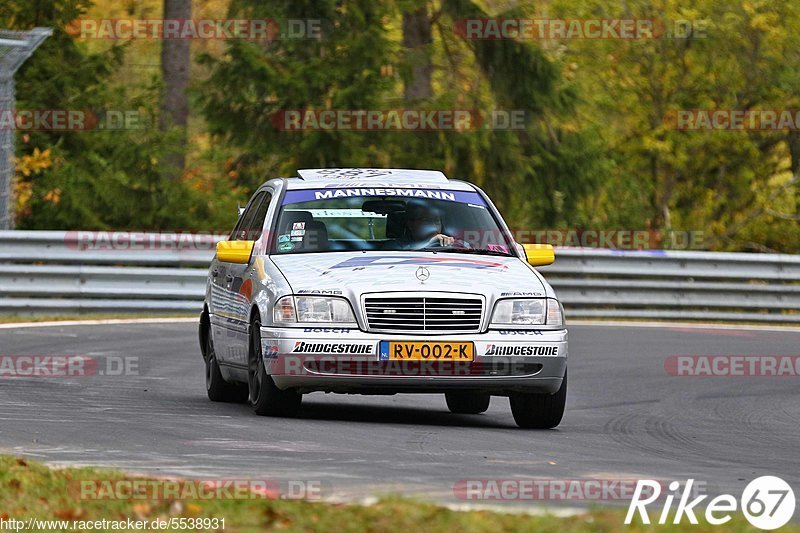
[423,235,471,249]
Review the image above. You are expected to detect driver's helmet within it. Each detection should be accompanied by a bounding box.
[404,201,443,242]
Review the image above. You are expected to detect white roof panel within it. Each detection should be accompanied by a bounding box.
[288,168,474,191]
[298,168,446,182]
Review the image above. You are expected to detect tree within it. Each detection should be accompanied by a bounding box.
[200,0,603,232]
[197,0,395,192]
[550,0,800,251]
[401,1,432,102]
[4,0,201,230]
[159,0,191,177]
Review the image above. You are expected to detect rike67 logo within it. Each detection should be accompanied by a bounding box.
[626,476,796,530]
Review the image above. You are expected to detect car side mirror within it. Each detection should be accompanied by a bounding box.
[217,240,255,264]
[522,244,555,267]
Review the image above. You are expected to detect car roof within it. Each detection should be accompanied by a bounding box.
[281,168,475,191]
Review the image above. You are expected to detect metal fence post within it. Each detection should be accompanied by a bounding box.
[0,28,52,230]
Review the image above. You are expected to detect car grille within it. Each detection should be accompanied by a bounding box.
[363,295,483,334]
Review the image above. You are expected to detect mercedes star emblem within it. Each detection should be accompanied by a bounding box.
[415,266,430,282]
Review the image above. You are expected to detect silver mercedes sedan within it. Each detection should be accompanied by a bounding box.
[199,168,567,428]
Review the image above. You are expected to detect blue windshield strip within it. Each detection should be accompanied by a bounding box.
[282,188,485,205]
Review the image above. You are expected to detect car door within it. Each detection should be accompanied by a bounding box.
[224,190,273,366]
[209,204,249,319]
[211,191,268,366]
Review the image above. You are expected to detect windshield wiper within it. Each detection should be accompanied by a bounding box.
[420,247,514,257]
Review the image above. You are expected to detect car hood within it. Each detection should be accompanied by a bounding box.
[270,251,547,298]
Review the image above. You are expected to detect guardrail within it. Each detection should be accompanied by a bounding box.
[1,231,799,322]
[542,249,800,323]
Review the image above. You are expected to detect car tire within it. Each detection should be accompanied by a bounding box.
[509,370,567,429]
[248,316,302,417]
[445,392,491,414]
[205,332,248,403]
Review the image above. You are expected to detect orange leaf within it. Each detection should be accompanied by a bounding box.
[185,503,202,515]
[54,508,82,520]
[132,503,152,519]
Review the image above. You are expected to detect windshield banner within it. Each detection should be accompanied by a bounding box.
[282,188,486,204]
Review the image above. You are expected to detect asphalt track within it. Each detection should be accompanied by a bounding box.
[1,322,799,512]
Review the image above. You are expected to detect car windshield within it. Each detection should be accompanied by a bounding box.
[271,187,514,256]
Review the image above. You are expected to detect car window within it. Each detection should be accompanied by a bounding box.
[230,191,266,241]
[245,192,272,241]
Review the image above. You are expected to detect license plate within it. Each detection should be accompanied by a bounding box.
[379,341,474,361]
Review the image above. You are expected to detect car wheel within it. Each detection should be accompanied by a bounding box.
[445,392,491,414]
[248,316,302,417]
[205,332,248,403]
[509,370,567,429]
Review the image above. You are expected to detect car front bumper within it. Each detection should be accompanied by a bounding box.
[260,326,568,395]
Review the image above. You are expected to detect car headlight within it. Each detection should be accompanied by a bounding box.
[546,299,564,328]
[273,295,357,325]
[490,298,563,328]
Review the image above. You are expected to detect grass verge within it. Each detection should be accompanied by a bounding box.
[0,455,791,532]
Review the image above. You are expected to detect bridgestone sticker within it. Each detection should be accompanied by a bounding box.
[291,342,373,354]
[484,345,558,356]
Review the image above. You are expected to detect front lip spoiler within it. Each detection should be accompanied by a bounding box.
[272,373,565,395]
[301,359,545,378]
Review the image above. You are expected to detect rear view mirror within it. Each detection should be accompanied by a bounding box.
[361,199,406,214]
[217,240,255,264]
[522,244,555,267]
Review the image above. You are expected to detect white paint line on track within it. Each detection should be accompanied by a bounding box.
[0,317,197,329]
[442,502,589,518]
[321,496,590,517]
[1,316,799,333]
[568,320,800,333]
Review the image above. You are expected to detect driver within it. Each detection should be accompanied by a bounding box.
[402,202,457,248]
